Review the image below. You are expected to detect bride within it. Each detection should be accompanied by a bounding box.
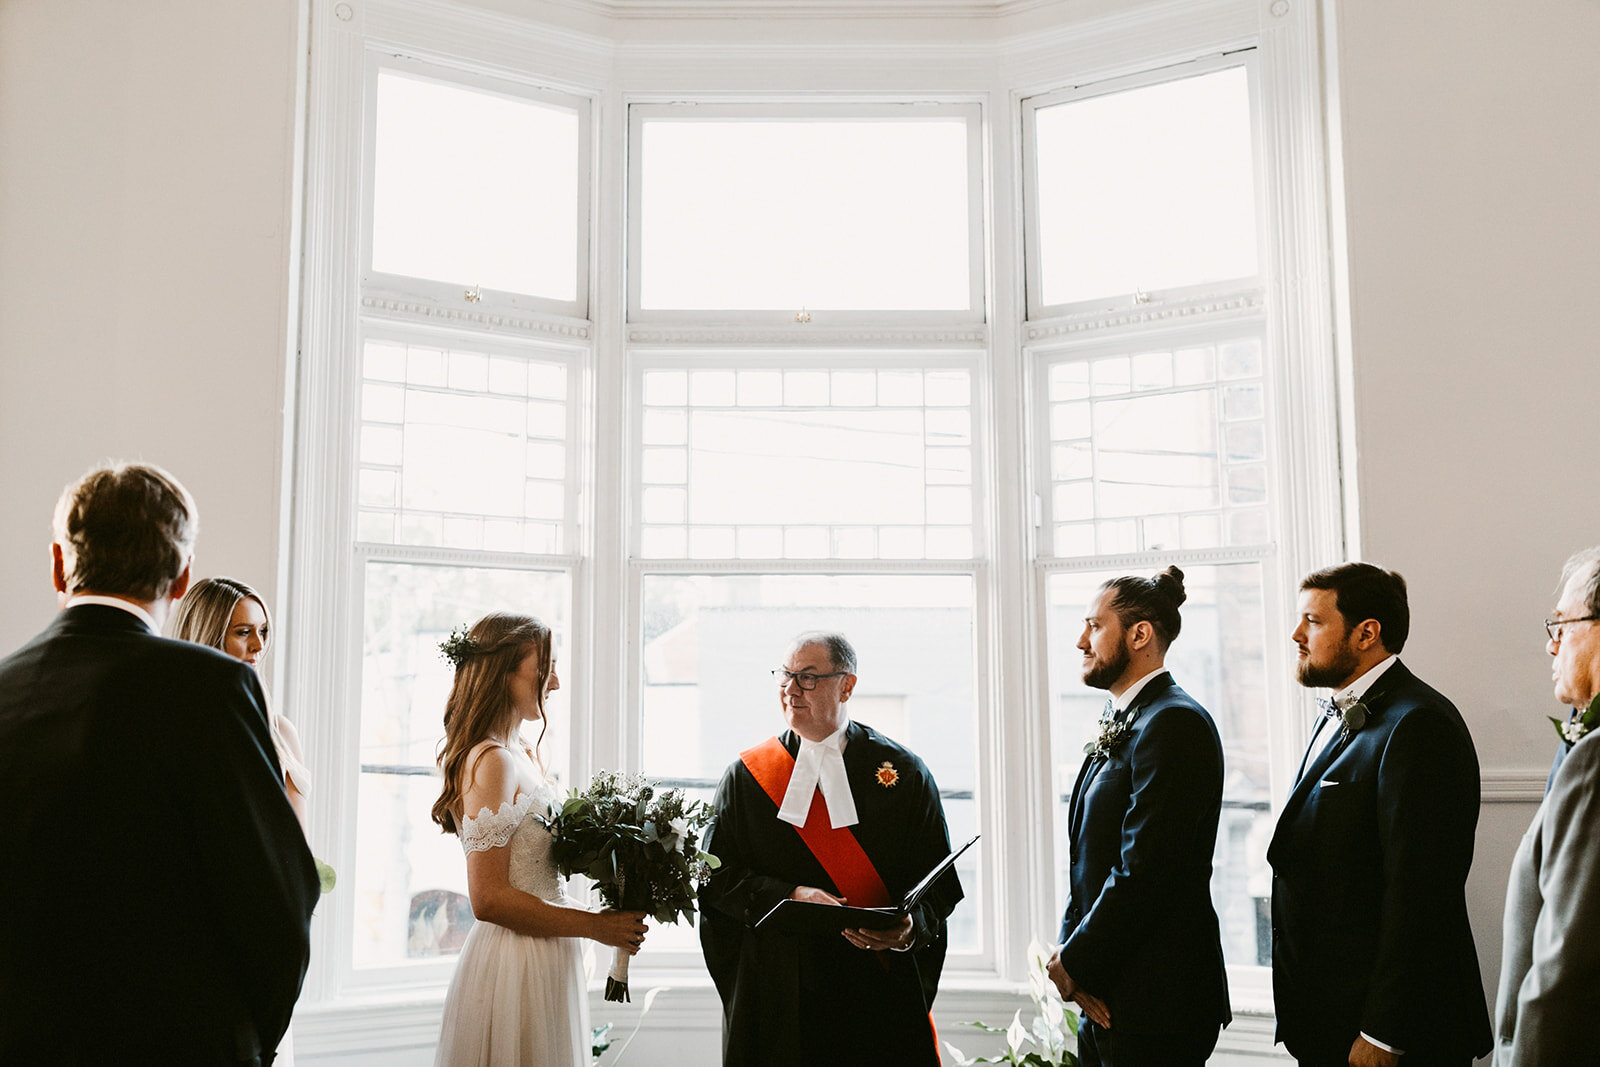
[432,613,649,1067]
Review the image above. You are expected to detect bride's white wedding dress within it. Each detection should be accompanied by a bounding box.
[435,776,589,1067]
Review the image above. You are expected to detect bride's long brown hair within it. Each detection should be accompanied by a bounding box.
[430,612,553,835]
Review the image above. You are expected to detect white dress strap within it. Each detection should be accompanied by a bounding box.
[459,793,537,853]
[270,713,311,796]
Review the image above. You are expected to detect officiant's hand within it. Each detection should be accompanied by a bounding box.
[843,913,915,952]
[593,910,650,954]
[792,885,847,906]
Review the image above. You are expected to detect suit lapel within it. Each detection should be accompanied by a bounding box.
[1272,661,1414,852]
[1067,754,1099,842]
[1068,674,1176,839]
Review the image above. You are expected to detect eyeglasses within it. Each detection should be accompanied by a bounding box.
[771,668,849,690]
[1544,615,1600,643]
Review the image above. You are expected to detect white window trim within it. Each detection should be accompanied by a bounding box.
[1020,50,1266,321]
[360,52,594,322]
[289,0,1339,1044]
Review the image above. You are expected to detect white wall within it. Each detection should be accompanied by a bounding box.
[0,0,304,652]
[1325,0,1600,1011]
[4,0,1599,1062]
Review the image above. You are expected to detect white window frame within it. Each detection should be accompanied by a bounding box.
[289,0,1339,1049]
[361,53,594,322]
[1020,51,1265,322]
[626,101,987,328]
[1014,21,1342,1012]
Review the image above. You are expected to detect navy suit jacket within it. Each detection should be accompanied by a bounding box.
[1268,660,1491,1060]
[1058,672,1231,1039]
[0,605,319,1065]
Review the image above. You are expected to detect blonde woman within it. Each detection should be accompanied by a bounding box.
[171,577,309,828]
[432,612,647,1067]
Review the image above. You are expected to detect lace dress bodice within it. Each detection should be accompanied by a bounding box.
[458,776,567,903]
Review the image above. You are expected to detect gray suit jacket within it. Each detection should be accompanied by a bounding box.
[1494,729,1600,1065]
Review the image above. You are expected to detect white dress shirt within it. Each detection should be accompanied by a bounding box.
[777,721,859,829]
[1309,653,1404,1057]
[64,594,158,634]
[1111,667,1170,714]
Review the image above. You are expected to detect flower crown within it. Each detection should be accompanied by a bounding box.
[438,626,481,668]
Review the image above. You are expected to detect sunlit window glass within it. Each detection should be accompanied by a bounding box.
[638,365,975,560]
[637,117,972,311]
[357,338,572,554]
[372,71,580,301]
[1043,337,1268,556]
[1033,66,1258,307]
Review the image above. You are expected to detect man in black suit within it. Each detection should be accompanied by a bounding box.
[1045,566,1230,1067]
[0,463,319,1065]
[1269,563,1491,1067]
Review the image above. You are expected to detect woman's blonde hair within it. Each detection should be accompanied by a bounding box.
[171,576,271,654]
[431,612,553,836]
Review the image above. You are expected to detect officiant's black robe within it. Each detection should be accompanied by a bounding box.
[700,722,962,1067]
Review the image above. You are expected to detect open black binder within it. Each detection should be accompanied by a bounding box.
[752,834,978,934]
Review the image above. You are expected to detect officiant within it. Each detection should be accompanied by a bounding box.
[699,631,962,1067]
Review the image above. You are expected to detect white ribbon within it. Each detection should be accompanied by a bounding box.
[776,725,858,829]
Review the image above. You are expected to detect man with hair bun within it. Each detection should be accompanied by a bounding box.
[0,463,318,1065]
[1045,565,1231,1066]
[1269,562,1490,1067]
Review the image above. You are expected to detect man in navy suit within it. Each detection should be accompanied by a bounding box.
[1045,566,1230,1067]
[1268,563,1491,1067]
[0,463,319,1064]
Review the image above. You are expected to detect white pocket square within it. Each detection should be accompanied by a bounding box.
[1318,779,1340,787]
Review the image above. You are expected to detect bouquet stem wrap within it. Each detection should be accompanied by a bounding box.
[605,869,652,1003]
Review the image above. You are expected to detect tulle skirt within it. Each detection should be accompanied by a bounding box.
[435,920,589,1067]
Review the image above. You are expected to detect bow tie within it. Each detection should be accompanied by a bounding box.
[1320,698,1342,721]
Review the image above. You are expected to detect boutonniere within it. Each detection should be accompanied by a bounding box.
[1550,693,1600,748]
[1338,699,1369,741]
[1084,708,1136,761]
[875,761,899,788]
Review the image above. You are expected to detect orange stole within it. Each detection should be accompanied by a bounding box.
[739,736,892,908]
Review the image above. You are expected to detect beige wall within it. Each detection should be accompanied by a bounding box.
[0,0,303,652]
[1326,0,1600,1009]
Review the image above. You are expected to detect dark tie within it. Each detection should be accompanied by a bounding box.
[1319,697,1341,721]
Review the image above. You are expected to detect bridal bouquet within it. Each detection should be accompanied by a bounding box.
[541,770,719,1001]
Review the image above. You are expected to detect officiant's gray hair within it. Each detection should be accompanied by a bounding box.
[53,462,197,601]
[1561,546,1600,616]
[789,630,858,674]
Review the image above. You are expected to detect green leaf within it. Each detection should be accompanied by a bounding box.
[1550,714,1570,742]
[315,858,337,894]
[1584,691,1600,729]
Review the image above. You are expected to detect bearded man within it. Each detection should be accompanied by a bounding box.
[1044,566,1231,1067]
[1268,563,1491,1067]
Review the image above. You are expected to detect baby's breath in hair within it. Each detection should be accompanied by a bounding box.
[439,626,481,668]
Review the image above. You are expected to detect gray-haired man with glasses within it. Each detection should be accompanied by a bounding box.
[699,631,962,1067]
[1495,546,1600,1064]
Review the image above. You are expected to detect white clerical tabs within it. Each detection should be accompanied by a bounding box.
[754,835,978,935]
